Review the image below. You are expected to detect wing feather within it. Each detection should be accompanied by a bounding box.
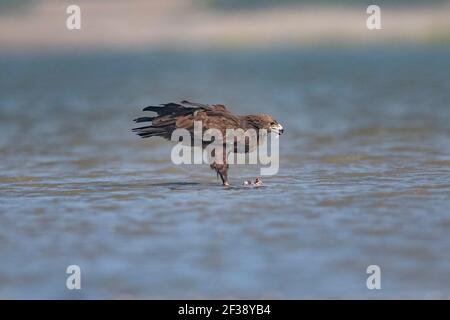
[132,101,241,141]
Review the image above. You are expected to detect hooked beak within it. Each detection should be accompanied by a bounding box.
[270,124,284,135]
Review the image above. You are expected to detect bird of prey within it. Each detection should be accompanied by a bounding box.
[132,100,283,186]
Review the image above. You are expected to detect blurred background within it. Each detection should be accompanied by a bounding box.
[1,0,450,51]
[0,0,450,299]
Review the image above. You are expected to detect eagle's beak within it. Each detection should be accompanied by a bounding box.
[271,124,284,135]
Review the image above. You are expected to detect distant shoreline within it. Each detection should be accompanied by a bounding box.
[1,0,449,53]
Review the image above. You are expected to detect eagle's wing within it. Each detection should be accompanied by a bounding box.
[132,101,242,141]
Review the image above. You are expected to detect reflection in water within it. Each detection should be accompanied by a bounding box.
[0,48,450,298]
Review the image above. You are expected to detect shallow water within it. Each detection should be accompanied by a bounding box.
[0,48,450,298]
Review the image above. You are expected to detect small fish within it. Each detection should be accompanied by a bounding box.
[253,177,263,187]
[243,177,263,187]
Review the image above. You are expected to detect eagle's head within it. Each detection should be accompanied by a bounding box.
[247,114,284,135]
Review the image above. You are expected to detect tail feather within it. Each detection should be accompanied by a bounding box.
[142,105,166,112]
[133,101,206,139]
[143,103,183,113]
[133,116,154,123]
[132,125,154,131]
[132,125,167,138]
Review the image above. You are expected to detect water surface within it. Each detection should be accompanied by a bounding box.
[0,48,449,298]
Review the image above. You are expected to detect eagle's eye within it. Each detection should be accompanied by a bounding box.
[270,122,276,125]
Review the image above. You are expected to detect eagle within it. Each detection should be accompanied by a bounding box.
[132,100,283,186]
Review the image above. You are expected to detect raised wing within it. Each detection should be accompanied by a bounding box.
[132,101,241,140]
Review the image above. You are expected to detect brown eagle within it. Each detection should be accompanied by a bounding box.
[132,100,283,186]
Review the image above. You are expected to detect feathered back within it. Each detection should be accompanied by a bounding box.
[132,100,241,140]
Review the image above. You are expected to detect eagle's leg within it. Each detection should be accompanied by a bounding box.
[209,150,230,186]
[219,164,229,186]
[219,151,230,186]
[211,162,230,186]
[210,163,229,186]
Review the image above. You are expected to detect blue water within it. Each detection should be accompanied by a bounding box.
[0,47,450,298]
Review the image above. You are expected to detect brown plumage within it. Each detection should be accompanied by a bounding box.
[132,100,283,186]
